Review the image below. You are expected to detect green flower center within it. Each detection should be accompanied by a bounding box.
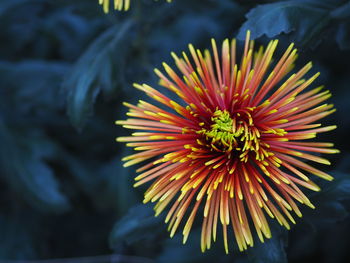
[197,109,264,162]
[202,110,237,148]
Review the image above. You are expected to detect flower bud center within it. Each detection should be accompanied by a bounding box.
[197,109,264,162]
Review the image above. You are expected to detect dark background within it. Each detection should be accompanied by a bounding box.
[0,0,350,262]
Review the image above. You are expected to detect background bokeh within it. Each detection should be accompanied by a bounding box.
[0,0,350,262]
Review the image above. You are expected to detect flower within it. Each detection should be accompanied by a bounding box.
[99,0,172,13]
[116,31,338,253]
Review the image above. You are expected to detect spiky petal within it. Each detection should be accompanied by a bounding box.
[116,31,338,253]
[99,0,172,13]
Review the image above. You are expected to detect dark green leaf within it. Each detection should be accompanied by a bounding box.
[63,20,134,130]
[336,22,350,49]
[109,204,164,249]
[0,215,37,259]
[156,229,225,263]
[302,171,350,225]
[247,225,288,263]
[321,172,350,201]
[238,0,331,45]
[0,60,68,115]
[331,1,350,19]
[0,121,70,213]
[97,155,138,214]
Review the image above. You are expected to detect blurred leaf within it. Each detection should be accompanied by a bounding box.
[0,60,68,116]
[109,204,164,249]
[330,1,350,19]
[155,227,242,263]
[303,171,350,225]
[238,0,331,45]
[314,201,348,223]
[97,155,138,214]
[0,0,46,17]
[336,153,350,172]
[43,7,100,61]
[58,152,101,198]
[321,219,350,263]
[147,0,242,62]
[287,225,317,262]
[0,0,53,59]
[0,0,102,60]
[321,172,350,201]
[336,22,350,49]
[0,215,37,259]
[148,14,225,62]
[247,225,288,263]
[63,20,134,130]
[156,229,214,263]
[0,121,70,213]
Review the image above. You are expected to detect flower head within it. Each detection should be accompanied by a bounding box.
[116,31,338,253]
[99,0,172,13]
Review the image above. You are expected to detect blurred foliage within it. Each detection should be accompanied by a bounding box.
[0,0,350,262]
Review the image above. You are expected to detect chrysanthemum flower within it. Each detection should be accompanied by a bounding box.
[116,31,338,253]
[99,0,130,12]
[99,0,172,13]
